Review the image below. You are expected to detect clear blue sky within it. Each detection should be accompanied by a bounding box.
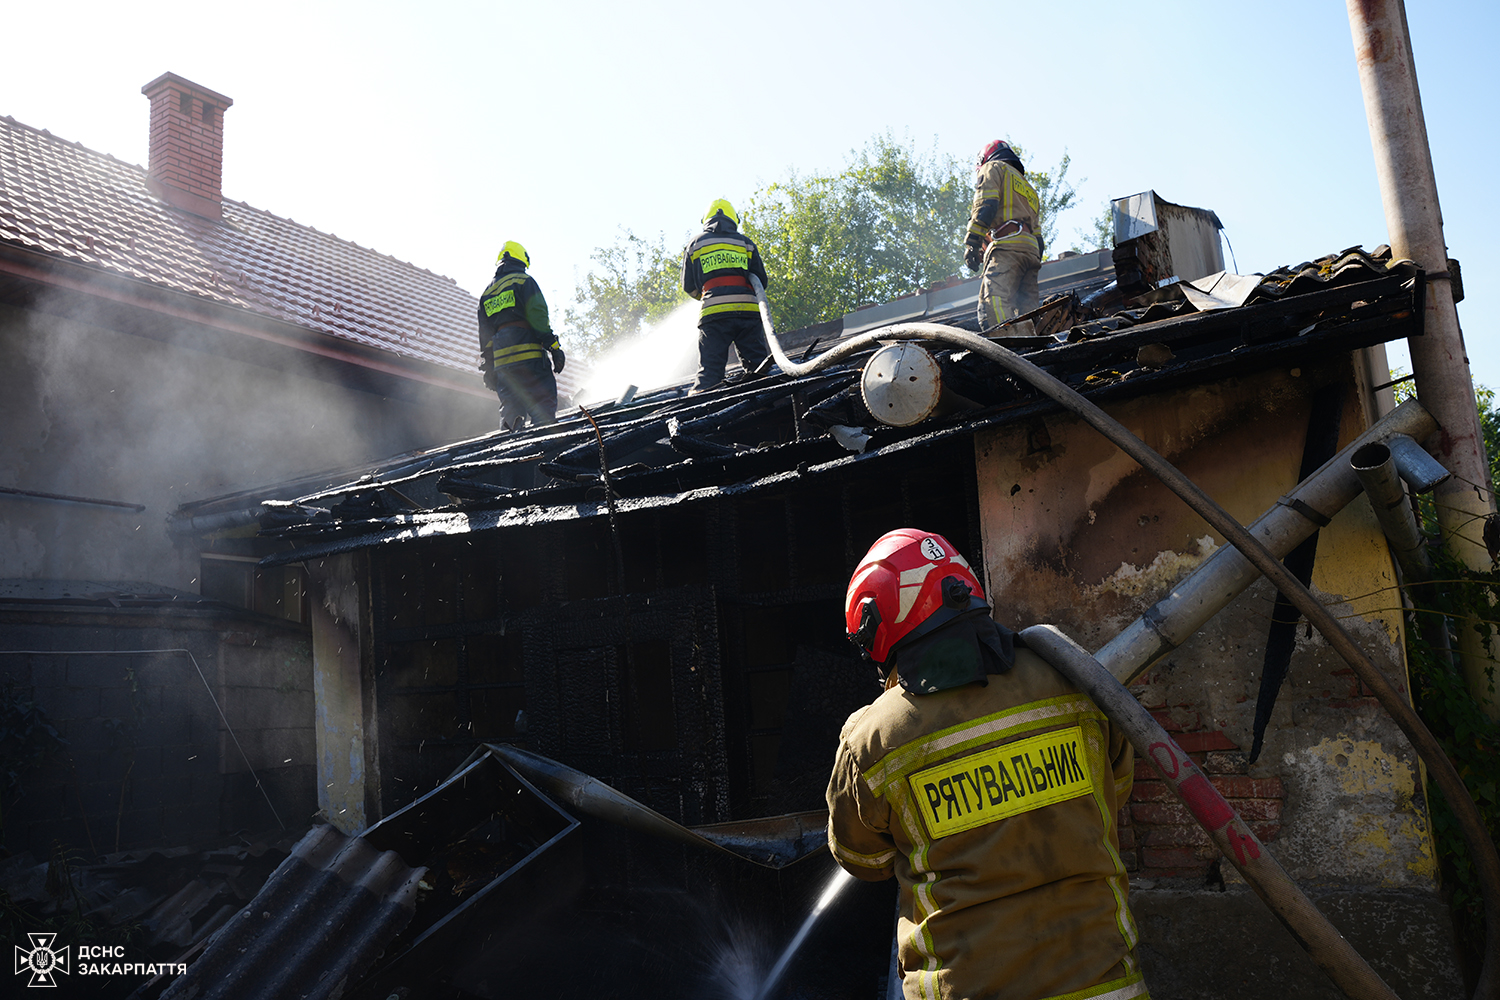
[4,0,1496,385]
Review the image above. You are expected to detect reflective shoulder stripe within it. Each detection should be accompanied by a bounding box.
[690,240,750,261]
[827,830,896,870]
[861,695,1097,795]
[1040,970,1148,1000]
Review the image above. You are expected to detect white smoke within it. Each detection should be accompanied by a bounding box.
[573,300,702,405]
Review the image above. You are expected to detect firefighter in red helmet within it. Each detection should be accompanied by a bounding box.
[965,140,1042,331]
[827,529,1147,1000]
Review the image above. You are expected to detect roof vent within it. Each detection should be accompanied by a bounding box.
[141,72,234,220]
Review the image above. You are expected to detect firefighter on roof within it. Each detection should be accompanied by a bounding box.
[828,529,1147,1000]
[478,241,565,429]
[966,140,1042,331]
[681,199,772,392]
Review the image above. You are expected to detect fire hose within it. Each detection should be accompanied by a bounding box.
[749,276,1500,1000]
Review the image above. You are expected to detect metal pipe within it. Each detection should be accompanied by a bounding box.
[1386,432,1451,493]
[0,484,146,513]
[167,506,266,537]
[1352,442,1431,582]
[1347,0,1498,720]
[487,744,820,868]
[748,278,1500,998]
[1022,626,1400,1000]
[1094,399,1435,683]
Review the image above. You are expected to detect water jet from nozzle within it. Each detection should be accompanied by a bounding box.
[750,868,855,1000]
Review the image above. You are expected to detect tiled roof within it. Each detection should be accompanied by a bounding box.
[0,115,479,372]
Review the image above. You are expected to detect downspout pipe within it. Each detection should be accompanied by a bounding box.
[1387,432,1452,494]
[1022,625,1401,1000]
[750,277,1500,999]
[1352,442,1431,582]
[1347,0,1498,716]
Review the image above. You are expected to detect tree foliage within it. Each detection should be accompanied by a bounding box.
[561,229,687,362]
[562,134,1086,352]
[740,134,971,331]
[1392,374,1500,965]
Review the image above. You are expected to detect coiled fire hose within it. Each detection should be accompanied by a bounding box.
[750,276,1500,1000]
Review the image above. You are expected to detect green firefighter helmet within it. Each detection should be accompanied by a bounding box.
[702,199,738,226]
[497,241,530,268]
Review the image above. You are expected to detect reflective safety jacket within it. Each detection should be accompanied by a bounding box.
[477,261,559,373]
[969,159,1042,260]
[827,648,1145,1000]
[681,217,769,321]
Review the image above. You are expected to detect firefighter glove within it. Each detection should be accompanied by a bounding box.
[964,234,985,273]
[551,348,566,374]
[482,370,496,391]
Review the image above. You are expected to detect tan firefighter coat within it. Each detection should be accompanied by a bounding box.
[827,647,1146,1000]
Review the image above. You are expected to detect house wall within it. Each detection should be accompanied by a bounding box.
[973,359,1462,996]
[0,300,493,589]
[0,606,315,856]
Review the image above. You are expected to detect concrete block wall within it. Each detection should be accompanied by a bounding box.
[0,610,315,857]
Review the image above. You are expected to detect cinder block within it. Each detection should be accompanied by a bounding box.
[221,687,313,732]
[46,687,99,721]
[66,655,130,689]
[61,717,114,755]
[97,686,140,723]
[140,704,194,746]
[115,807,164,851]
[219,727,315,774]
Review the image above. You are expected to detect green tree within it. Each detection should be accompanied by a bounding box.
[562,229,688,361]
[1071,202,1115,254]
[741,133,971,331]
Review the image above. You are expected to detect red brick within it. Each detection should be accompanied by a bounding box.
[1229,799,1283,822]
[1149,709,1186,733]
[1139,824,1211,848]
[1134,760,1160,781]
[1173,730,1239,753]
[1131,801,1193,826]
[1141,846,1212,871]
[1211,776,1285,799]
[1129,780,1170,802]
[1118,826,1137,849]
[1251,822,1281,843]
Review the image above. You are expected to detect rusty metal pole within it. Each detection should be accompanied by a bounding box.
[1347,0,1498,716]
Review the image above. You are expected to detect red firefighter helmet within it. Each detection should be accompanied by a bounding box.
[846,529,990,667]
[979,139,1024,174]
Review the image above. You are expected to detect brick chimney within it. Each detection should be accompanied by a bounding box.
[141,72,234,220]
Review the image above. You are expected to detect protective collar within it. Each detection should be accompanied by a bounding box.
[893,611,1018,695]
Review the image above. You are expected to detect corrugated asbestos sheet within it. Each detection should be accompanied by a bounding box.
[158,825,424,1000]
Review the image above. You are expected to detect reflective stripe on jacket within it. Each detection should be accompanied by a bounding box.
[827,647,1144,1000]
[969,159,1042,259]
[478,263,559,370]
[682,219,769,320]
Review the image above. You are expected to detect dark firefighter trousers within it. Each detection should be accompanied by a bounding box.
[494,356,558,430]
[694,314,770,391]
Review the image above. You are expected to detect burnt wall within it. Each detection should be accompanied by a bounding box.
[361,435,984,825]
[0,606,316,856]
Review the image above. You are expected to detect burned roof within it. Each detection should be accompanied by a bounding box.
[178,247,1422,564]
[0,115,478,372]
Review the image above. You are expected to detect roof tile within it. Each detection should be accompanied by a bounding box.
[0,116,479,373]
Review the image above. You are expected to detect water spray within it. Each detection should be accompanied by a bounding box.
[751,868,854,1000]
